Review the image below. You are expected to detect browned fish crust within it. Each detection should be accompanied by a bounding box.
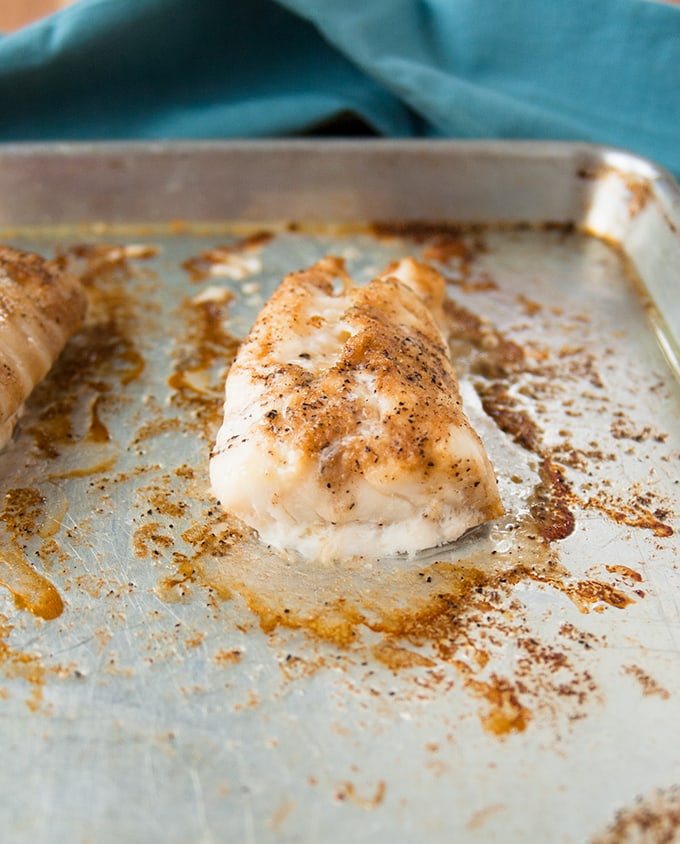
[0,245,87,445]
[211,257,503,560]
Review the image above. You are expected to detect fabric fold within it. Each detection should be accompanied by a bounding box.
[0,0,677,177]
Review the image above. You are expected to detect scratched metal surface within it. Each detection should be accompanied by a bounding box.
[0,142,679,843]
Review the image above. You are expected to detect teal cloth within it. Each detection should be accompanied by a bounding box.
[0,0,678,177]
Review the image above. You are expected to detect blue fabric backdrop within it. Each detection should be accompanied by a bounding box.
[1,0,678,177]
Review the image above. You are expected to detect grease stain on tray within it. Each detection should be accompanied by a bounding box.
[590,785,680,844]
[161,504,611,735]
[0,488,63,619]
[0,223,676,744]
[0,613,74,711]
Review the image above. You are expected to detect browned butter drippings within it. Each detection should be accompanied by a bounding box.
[0,488,63,620]
[156,225,673,736]
[0,548,63,620]
[147,498,622,736]
[0,227,674,741]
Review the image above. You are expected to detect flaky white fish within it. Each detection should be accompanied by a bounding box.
[210,256,503,560]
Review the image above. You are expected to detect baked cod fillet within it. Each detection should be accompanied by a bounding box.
[0,245,87,448]
[210,256,503,561]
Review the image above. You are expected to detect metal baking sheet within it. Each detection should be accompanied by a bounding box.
[0,141,678,843]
